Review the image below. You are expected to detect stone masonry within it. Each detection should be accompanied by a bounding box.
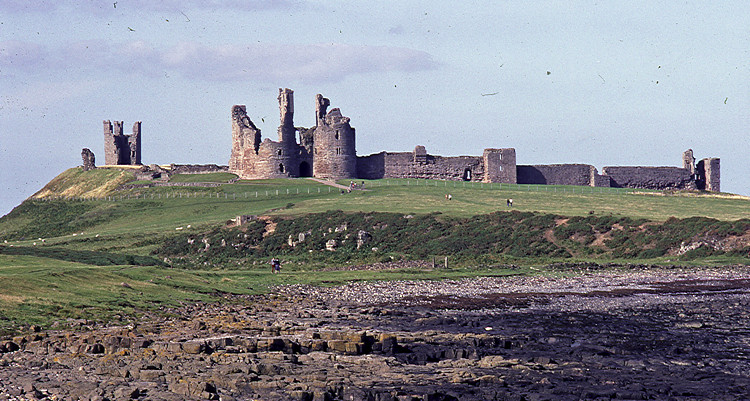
[697,157,721,192]
[81,148,96,171]
[103,120,141,166]
[225,89,720,191]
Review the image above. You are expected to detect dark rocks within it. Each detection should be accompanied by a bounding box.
[2,269,750,400]
[1,341,19,352]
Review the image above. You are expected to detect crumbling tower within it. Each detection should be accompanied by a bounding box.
[312,94,357,180]
[682,149,696,176]
[482,148,517,183]
[696,158,721,192]
[130,121,141,165]
[229,105,262,173]
[103,120,142,165]
[275,88,299,177]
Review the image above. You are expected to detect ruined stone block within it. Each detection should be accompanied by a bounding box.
[483,148,516,183]
[697,158,720,192]
[81,148,96,171]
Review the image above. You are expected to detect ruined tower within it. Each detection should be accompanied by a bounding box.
[81,148,96,171]
[229,89,316,179]
[696,158,721,192]
[229,105,262,173]
[482,148,517,183]
[682,149,696,176]
[276,88,300,177]
[312,94,357,180]
[103,120,142,165]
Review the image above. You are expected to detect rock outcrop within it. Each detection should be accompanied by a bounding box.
[3,268,750,400]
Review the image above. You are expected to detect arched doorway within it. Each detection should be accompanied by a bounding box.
[299,161,312,177]
[463,168,472,181]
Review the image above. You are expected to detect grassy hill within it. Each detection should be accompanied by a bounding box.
[1,166,749,334]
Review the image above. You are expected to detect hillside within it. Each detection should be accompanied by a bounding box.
[1,166,749,333]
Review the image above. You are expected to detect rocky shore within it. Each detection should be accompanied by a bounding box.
[2,266,750,400]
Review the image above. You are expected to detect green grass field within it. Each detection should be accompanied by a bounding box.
[168,172,238,183]
[1,168,749,334]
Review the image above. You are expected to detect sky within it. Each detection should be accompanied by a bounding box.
[1,1,748,216]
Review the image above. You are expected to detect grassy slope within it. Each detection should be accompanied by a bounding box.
[1,170,750,333]
[33,168,135,199]
[168,172,238,183]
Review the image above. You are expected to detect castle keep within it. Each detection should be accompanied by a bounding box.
[103,120,141,166]
[229,89,516,184]
[229,88,720,192]
[229,89,358,181]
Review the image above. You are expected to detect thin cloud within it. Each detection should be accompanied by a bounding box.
[1,40,439,84]
[0,0,299,13]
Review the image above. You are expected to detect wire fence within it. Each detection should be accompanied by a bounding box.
[34,179,641,203]
[370,179,638,194]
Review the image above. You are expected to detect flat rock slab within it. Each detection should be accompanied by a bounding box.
[2,267,750,400]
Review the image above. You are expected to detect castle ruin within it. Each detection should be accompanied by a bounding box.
[229,89,358,181]
[104,120,141,166]
[230,89,516,184]
[81,148,96,171]
[229,89,720,192]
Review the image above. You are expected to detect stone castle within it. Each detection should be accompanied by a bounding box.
[229,88,720,192]
[229,89,358,180]
[103,120,141,166]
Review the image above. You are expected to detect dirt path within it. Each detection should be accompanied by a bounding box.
[307,177,364,191]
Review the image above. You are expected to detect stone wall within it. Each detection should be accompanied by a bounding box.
[482,148,516,183]
[682,149,696,175]
[312,95,357,180]
[601,166,696,190]
[356,152,386,179]
[228,105,261,174]
[357,148,485,181]
[591,173,611,188]
[103,120,141,166]
[230,90,346,180]
[170,164,229,174]
[222,90,721,192]
[696,158,720,192]
[81,148,96,171]
[516,164,597,186]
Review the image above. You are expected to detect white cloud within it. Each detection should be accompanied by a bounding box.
[0,40,46,68]
[1,79,104,113]
[1,40,438,84]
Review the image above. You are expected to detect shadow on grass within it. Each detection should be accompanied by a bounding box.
[0,246,165,266]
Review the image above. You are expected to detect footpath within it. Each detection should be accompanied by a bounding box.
[306,177,365,191]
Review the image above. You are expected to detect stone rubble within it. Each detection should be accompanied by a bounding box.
[2,267,750,400]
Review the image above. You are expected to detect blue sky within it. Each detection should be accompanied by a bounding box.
[1,1,748,216]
